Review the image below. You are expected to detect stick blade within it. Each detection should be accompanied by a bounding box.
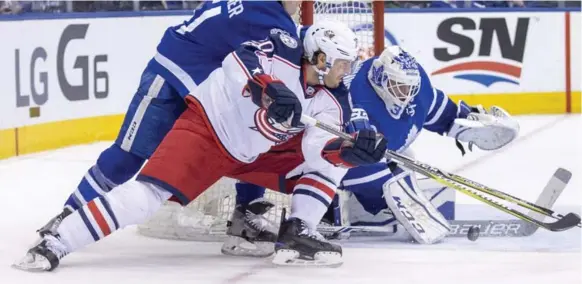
[545,213,581,232]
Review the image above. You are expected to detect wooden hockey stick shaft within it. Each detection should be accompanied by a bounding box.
[300,115,581,230]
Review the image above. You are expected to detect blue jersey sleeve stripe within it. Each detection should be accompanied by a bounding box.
[232,43,266,78]
[153,52,198,94]
[427,88,438,115]
[424,89,448,126]
[231,52,253,79]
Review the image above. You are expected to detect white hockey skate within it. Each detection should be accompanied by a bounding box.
[13,234,69,272]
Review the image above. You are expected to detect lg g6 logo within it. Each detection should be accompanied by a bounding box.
[14,24,109,115]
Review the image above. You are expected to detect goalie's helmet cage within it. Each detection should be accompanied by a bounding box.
[137,1,386,242]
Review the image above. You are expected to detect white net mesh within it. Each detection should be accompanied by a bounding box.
[137,1,382,242]
[310,1,378,60]
[138,178,290,241]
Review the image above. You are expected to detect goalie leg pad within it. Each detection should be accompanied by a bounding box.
[383,168,450,244]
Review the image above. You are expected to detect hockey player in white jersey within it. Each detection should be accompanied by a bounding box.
[33,0,302,256]
[233,45,520,246]
[14,21,387,271]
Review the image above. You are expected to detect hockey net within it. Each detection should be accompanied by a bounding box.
[137,1,385,242]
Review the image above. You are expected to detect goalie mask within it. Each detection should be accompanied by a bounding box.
[303,20,359,85]
[368,46,421,119]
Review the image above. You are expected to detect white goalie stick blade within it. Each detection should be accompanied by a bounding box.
[318,168,572,239]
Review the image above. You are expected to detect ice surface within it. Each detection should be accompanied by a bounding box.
[0,114,580,284]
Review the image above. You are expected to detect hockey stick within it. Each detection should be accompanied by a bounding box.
[318,168,571,238]
[300,115,580,232]
[450,167,572,237]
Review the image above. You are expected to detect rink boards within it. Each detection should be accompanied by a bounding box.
[0,9,579,160]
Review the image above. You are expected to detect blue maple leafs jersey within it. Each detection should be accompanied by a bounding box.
[339,57,464,217]
[147,1,298,98]
[346,57,461,152]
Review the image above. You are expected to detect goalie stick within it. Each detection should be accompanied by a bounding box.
[300,115,580,232]
[317,168,572,239]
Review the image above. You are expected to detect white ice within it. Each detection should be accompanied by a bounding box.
[0,114,580,284]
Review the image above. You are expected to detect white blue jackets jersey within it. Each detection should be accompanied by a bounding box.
[147,1,298,98]
[192,32,350,188]
[347,57,461,153]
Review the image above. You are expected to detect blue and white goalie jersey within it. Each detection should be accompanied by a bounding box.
[346,57,460,153]
[341,57,461,220]
[147,1,298,98]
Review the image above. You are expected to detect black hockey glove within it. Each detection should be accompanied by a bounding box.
[322,129,387,168]
[247,74,302,127]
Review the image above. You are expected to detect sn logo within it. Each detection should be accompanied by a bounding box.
[434,17,530,63]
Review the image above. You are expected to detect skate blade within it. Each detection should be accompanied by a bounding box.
[221,236,274,258]
[272,249,343,268]
[11,253,52,272]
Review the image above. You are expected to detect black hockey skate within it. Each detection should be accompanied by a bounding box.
[12,233,69,272]
[221,198,278,257]
[12,209,72,272]
[37,208,72,236]
[272,210,343,267]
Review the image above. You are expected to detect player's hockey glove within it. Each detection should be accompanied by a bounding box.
[247,74,302,127]
[322,129,387,168]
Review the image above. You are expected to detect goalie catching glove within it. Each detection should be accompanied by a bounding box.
[448,100,520,153]
[247,74,302,127]
[322,129,388,168]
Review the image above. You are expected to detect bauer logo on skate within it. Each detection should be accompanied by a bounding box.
[431,17,530,87]
[250,108,302,143]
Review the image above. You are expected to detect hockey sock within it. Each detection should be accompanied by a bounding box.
[235,182,266,205]
[64,144,145,211]
[57,180,171,252]
[288,173,336,230]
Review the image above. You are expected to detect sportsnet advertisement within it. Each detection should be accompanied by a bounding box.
[317,11,578,114]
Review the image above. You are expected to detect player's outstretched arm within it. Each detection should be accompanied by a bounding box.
[423,87,519,152]
[448,100,519,151]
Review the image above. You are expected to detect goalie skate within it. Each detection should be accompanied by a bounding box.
[221,199,278,257]
[273,216,342,267]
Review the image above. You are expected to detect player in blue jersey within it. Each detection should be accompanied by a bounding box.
[36,1,302,238]
[335,45,519,244]
[234,45,520,245]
